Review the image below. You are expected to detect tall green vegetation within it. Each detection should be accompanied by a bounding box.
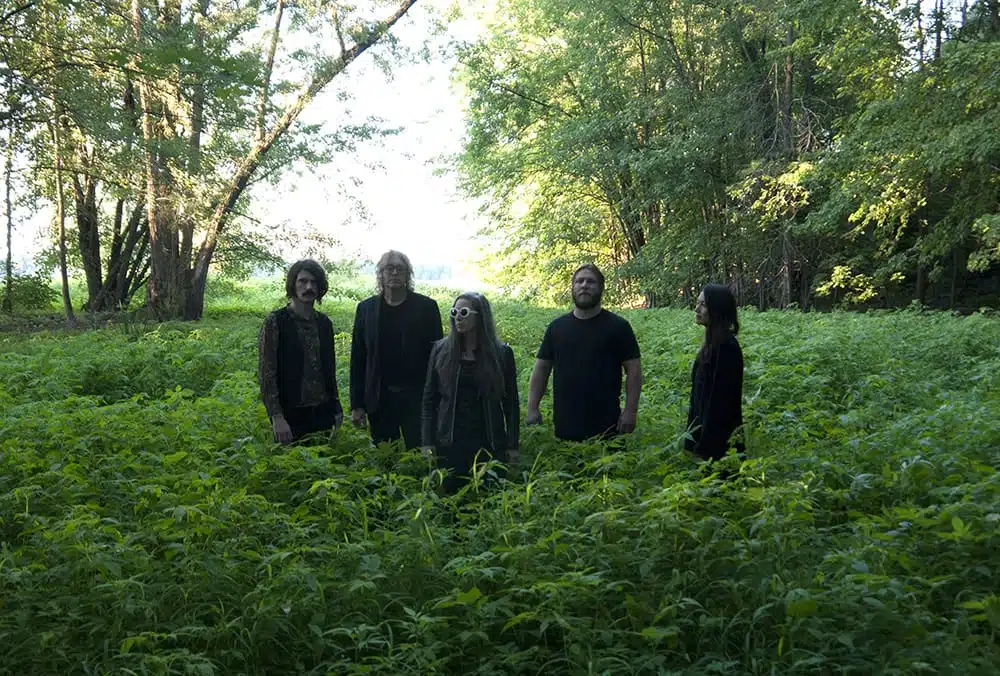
[456,0,1000,310]
[1,295,999,672]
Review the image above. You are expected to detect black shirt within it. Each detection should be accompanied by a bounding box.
[537,309,641,441]
[451,358,489,452]
[379,298,406,388]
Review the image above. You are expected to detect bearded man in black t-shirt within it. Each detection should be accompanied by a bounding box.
[526,264,643,442]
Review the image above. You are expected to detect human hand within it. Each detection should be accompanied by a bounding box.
[351,408,367,428]
[272,415,293,444]
[525,409,542,426]
[617,410,637,434]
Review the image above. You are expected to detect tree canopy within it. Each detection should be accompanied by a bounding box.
[456,0,1000,309]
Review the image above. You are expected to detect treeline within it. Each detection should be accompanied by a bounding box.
[456,0,1000,310]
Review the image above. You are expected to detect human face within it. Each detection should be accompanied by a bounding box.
[695,292,709,326]
[451,297,479,335]
[294,269,318,303]
[572,270,603,310]
[381,256,408,291]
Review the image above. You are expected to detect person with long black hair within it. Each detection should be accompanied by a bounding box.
[421,292,519,493]
[685,283,745,463]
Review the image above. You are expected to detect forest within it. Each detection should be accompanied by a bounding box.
[457,0,1000,309]
[1,0,998,316]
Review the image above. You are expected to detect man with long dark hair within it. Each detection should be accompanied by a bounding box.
[258,259,344,443]
[526,264,643,442]
[350,250,443,450]
[686,283,745,462]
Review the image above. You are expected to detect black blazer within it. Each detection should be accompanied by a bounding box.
[349,292,443,413]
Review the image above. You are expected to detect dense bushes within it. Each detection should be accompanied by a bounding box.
[1,301,998,673]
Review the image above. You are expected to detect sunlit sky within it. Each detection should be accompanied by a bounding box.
[12,0,491,287]
[251,1,490,286]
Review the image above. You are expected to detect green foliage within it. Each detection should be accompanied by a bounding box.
[456,0,1000,310]
[2,299,999,673]
[0,271,59,311]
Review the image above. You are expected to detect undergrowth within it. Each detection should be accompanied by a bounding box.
[1,300,998,674]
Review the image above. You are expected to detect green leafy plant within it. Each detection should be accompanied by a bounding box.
[1,298,998,674]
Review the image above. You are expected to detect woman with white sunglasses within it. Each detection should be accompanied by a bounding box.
[421,292,520,494]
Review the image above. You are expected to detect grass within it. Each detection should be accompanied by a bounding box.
[1,289,998,674]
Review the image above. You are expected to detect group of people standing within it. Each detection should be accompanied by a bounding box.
[257,250,745,492]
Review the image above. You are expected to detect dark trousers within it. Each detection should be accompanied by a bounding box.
[284,400,339,442]
[438,446,507,495]
[368,386,422,451]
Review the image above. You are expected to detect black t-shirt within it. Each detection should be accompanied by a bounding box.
[537,309,641,441]
[379,298,406,388]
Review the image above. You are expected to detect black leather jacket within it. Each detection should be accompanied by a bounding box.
[421,341,520,452]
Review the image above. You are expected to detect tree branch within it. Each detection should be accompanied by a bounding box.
[192,0,420,288]
[257,0,284,144]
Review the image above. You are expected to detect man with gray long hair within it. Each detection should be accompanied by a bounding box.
[350,250,443,450]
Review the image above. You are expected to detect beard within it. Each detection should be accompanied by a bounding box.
[573,287,603,310]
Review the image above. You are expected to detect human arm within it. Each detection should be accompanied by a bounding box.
[326,317,344,428]
[349,301,367,426]
[420,343,441,450]
[618,357,642,433]
[502,344,521,459]
[526,325,554,425]
[429,299,444,341]
[616,320,642,433]
[699,343,744,456]
[526,358,552,425]
[258,314,293,443]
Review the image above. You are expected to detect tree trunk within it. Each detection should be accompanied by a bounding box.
[3,122,13,313]
[782,26,794,158]
[915,220,928,306]
[50,119,76,326]
[916,2,925,65]
[934,0,944,61]
[91,200,148,311]
[800,261,811,311]
[780,228,792,308]
[132,0,183,319]
[257,0,285,143]
[71,165,104,308]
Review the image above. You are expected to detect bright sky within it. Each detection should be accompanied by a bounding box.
[10,0,491,287]
[252,0,489,286]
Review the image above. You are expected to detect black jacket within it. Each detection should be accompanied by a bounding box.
[421,341,520,452]
[349,292,443,413]
[686,335,744,461]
